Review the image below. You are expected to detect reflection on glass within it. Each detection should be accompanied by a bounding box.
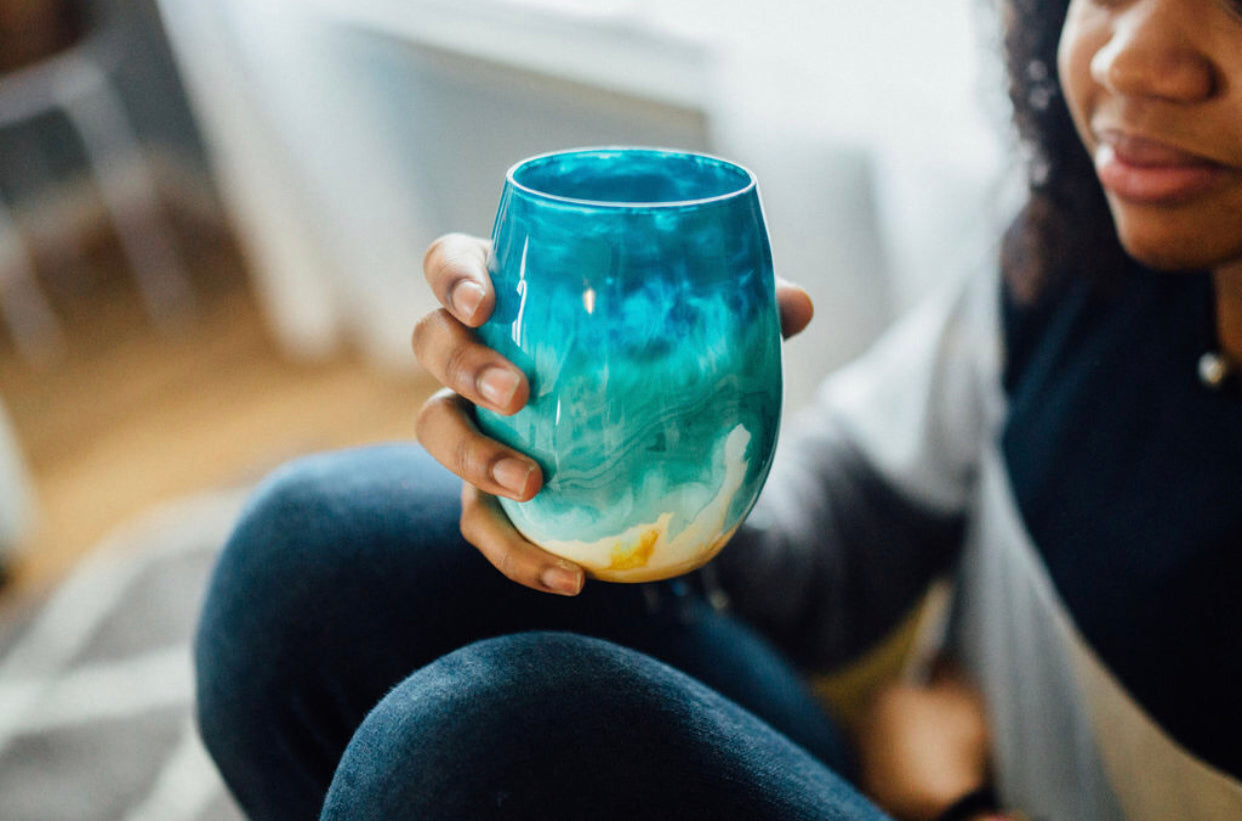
[477,147,782,581]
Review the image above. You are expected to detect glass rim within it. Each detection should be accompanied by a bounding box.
[504,147,758,209]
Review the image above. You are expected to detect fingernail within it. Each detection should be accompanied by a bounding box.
[478,367,519,408]
[492,457,534,496]
[540,565,583,596]
[451,280,485,321]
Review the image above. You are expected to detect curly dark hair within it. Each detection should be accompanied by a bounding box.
[1001,0,1137,301]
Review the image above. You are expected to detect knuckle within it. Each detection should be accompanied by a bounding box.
[414,389,458,446]
[426,233,475,278]
[411,309,453,365]
[458,487,488,543]
[453,435,489,484]
[423,233,453,274]
[413,312,478,389]
[410,312,433,357]
[497,546,516,580]
[497,545,530,585]
[413,398,437,443]
[441,343,477,393]
[458,504,479,544]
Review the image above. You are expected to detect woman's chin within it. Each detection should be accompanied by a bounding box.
[1116,229,1228,273]
[1123,247,1206,273]
[1110,201,1242,274]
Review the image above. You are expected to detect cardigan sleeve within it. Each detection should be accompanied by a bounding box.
[711,264,1005,671]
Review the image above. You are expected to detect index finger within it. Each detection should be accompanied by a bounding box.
[423,233,494,328]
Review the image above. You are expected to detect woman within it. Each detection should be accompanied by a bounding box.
[194,0,1242,818]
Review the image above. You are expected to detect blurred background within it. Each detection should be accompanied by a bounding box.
[0,0,1017,817]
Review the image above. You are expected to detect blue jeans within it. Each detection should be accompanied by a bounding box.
[194,445,887,820]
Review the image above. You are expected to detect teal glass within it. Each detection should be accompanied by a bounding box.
[477,148,782,582]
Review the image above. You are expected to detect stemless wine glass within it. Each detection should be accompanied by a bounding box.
[475,147,782,582]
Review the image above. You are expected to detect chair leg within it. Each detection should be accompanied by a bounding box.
[8,130,94,288]
[54,57,196,330]
[0,197,65,363]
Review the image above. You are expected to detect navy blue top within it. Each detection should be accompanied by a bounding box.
[1001,269,1242,778]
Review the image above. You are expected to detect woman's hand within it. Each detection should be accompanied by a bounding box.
[413,232,813,596]
[855,667,994,821]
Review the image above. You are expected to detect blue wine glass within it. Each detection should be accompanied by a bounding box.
[476,147,782,582]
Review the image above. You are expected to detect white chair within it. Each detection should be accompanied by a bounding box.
[0,4,194,363]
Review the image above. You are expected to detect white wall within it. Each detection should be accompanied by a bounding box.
[158,0,1020,409]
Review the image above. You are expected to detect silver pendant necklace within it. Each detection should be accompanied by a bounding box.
[1198,350,1237,390]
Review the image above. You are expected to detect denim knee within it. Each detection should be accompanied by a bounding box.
[320,631,878,821]
[196,445,461,710]
[320,631,681,820]
[195,445,463,819]
[197,450,370,702]
[194,450,373,817]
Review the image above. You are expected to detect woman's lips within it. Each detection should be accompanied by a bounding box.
[1094,132,1229,205]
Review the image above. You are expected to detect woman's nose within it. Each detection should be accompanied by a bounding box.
[1090,0,1218,103]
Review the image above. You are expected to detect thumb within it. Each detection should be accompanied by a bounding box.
[776,278,814,339]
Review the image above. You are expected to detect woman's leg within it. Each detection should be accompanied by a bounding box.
[322,631,886,821]
[195,445,855,819]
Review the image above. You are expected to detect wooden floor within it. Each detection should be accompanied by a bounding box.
[0,216,438,598]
